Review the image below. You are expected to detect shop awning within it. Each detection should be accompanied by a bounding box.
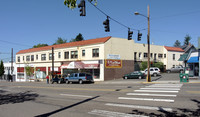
[187,56,199,63]
[61,62,99,69]
[178,53,188,61]
[84,64,100,69]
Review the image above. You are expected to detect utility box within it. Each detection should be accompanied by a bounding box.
[180,73,189,82]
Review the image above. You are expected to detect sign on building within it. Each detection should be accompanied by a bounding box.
[107,54,120,59]
[105,59,122,68]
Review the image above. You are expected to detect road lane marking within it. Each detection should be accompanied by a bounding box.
[134,90,179,93]
[10,85,131,92]
[60,94,93,98]
[88,109,149,117]
[105,103,173,112]
[127,93,177,97]
[140,88,180,90]
[118,97,174,102]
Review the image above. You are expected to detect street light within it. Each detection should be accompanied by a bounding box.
[135,5,151,82]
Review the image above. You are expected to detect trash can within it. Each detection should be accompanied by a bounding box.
[180,73,189,83]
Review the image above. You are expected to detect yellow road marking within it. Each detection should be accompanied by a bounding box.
[13,85,131,92]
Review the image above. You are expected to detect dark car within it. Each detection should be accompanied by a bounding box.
[123,71,146,79]
[51,75,66,84]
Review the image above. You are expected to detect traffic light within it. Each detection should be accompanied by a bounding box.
[138,32,142,41]
[78,0,86,16]
[128,28,133,40]
[103,17,110,32]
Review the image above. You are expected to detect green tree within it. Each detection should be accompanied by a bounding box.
[174,40,181,47]
[53,37,67,45]
[153,62,164,72]
[140,61,147,71]
[0,60,5,78]
[70,33,84,42]
[184,34,191,45]
[25,65,34,81]
[64,0,97,9]
[33,43,48,48]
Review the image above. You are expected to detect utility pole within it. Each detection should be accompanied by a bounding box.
[52,47,54,79]
[147,5,151,82]
[11,48,13,82]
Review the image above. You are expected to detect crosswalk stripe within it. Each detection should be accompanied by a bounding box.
[127,93,177,97]
[146,85,182,88]
[134,90,179,93]
[140,88,180,90]
[88,109,149,117]
[152,84,183,86]
[105,103,173,112]
[118,97,174,102]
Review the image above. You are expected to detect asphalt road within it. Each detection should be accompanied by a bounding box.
[0,73,200,117]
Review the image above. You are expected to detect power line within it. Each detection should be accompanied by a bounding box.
[0,39,31,47]
[88,1,140,31]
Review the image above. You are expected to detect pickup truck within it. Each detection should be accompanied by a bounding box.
[166,66,184,73]
[65,73,93,84]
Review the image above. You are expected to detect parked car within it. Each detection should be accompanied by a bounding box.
[166,66,183,73]
[65,73,94,84]
[143,67,161,77]
[51,75,66,84]
[123,71,146,79]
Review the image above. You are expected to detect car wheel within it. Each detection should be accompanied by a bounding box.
[139,76,142,79]
[153,73,157,77]
[79,79,83,84]
[124,76,128,79]
[66,80,69,84]
[167,70,170,73]
[58,80,61,84]
[180,70,183,73]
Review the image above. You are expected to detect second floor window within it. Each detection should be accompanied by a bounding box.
[71,51,78,59]
[49,53,52,60]
[158,54,163,58]
[58,52,61,58]
[173,54,175,60]
[82,50,85,57]
[18,56,20,62]
[41,54,46,61]
[64,51,69,59]
[164,54,166,58]
[144,53,148,58]
[26,55,30,61]
[92,48,99,57]
[36,55,38,60]
[31,55,34,61]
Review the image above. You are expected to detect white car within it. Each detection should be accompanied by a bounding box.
[143,67,160,77]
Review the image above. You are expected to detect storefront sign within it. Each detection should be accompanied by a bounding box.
[107,54,120,59]
[105,59,122,68]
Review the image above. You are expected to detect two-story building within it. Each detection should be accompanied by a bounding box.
[16,36,184,82]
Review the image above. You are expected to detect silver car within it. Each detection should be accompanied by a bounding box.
[144,67,161,77]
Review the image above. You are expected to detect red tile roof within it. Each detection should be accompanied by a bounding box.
[16,36,111,54]
[164,46,184,52]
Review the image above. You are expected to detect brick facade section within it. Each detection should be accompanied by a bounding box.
[104,60,134,81]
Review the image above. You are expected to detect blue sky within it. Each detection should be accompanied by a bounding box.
[0,0,200,62]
